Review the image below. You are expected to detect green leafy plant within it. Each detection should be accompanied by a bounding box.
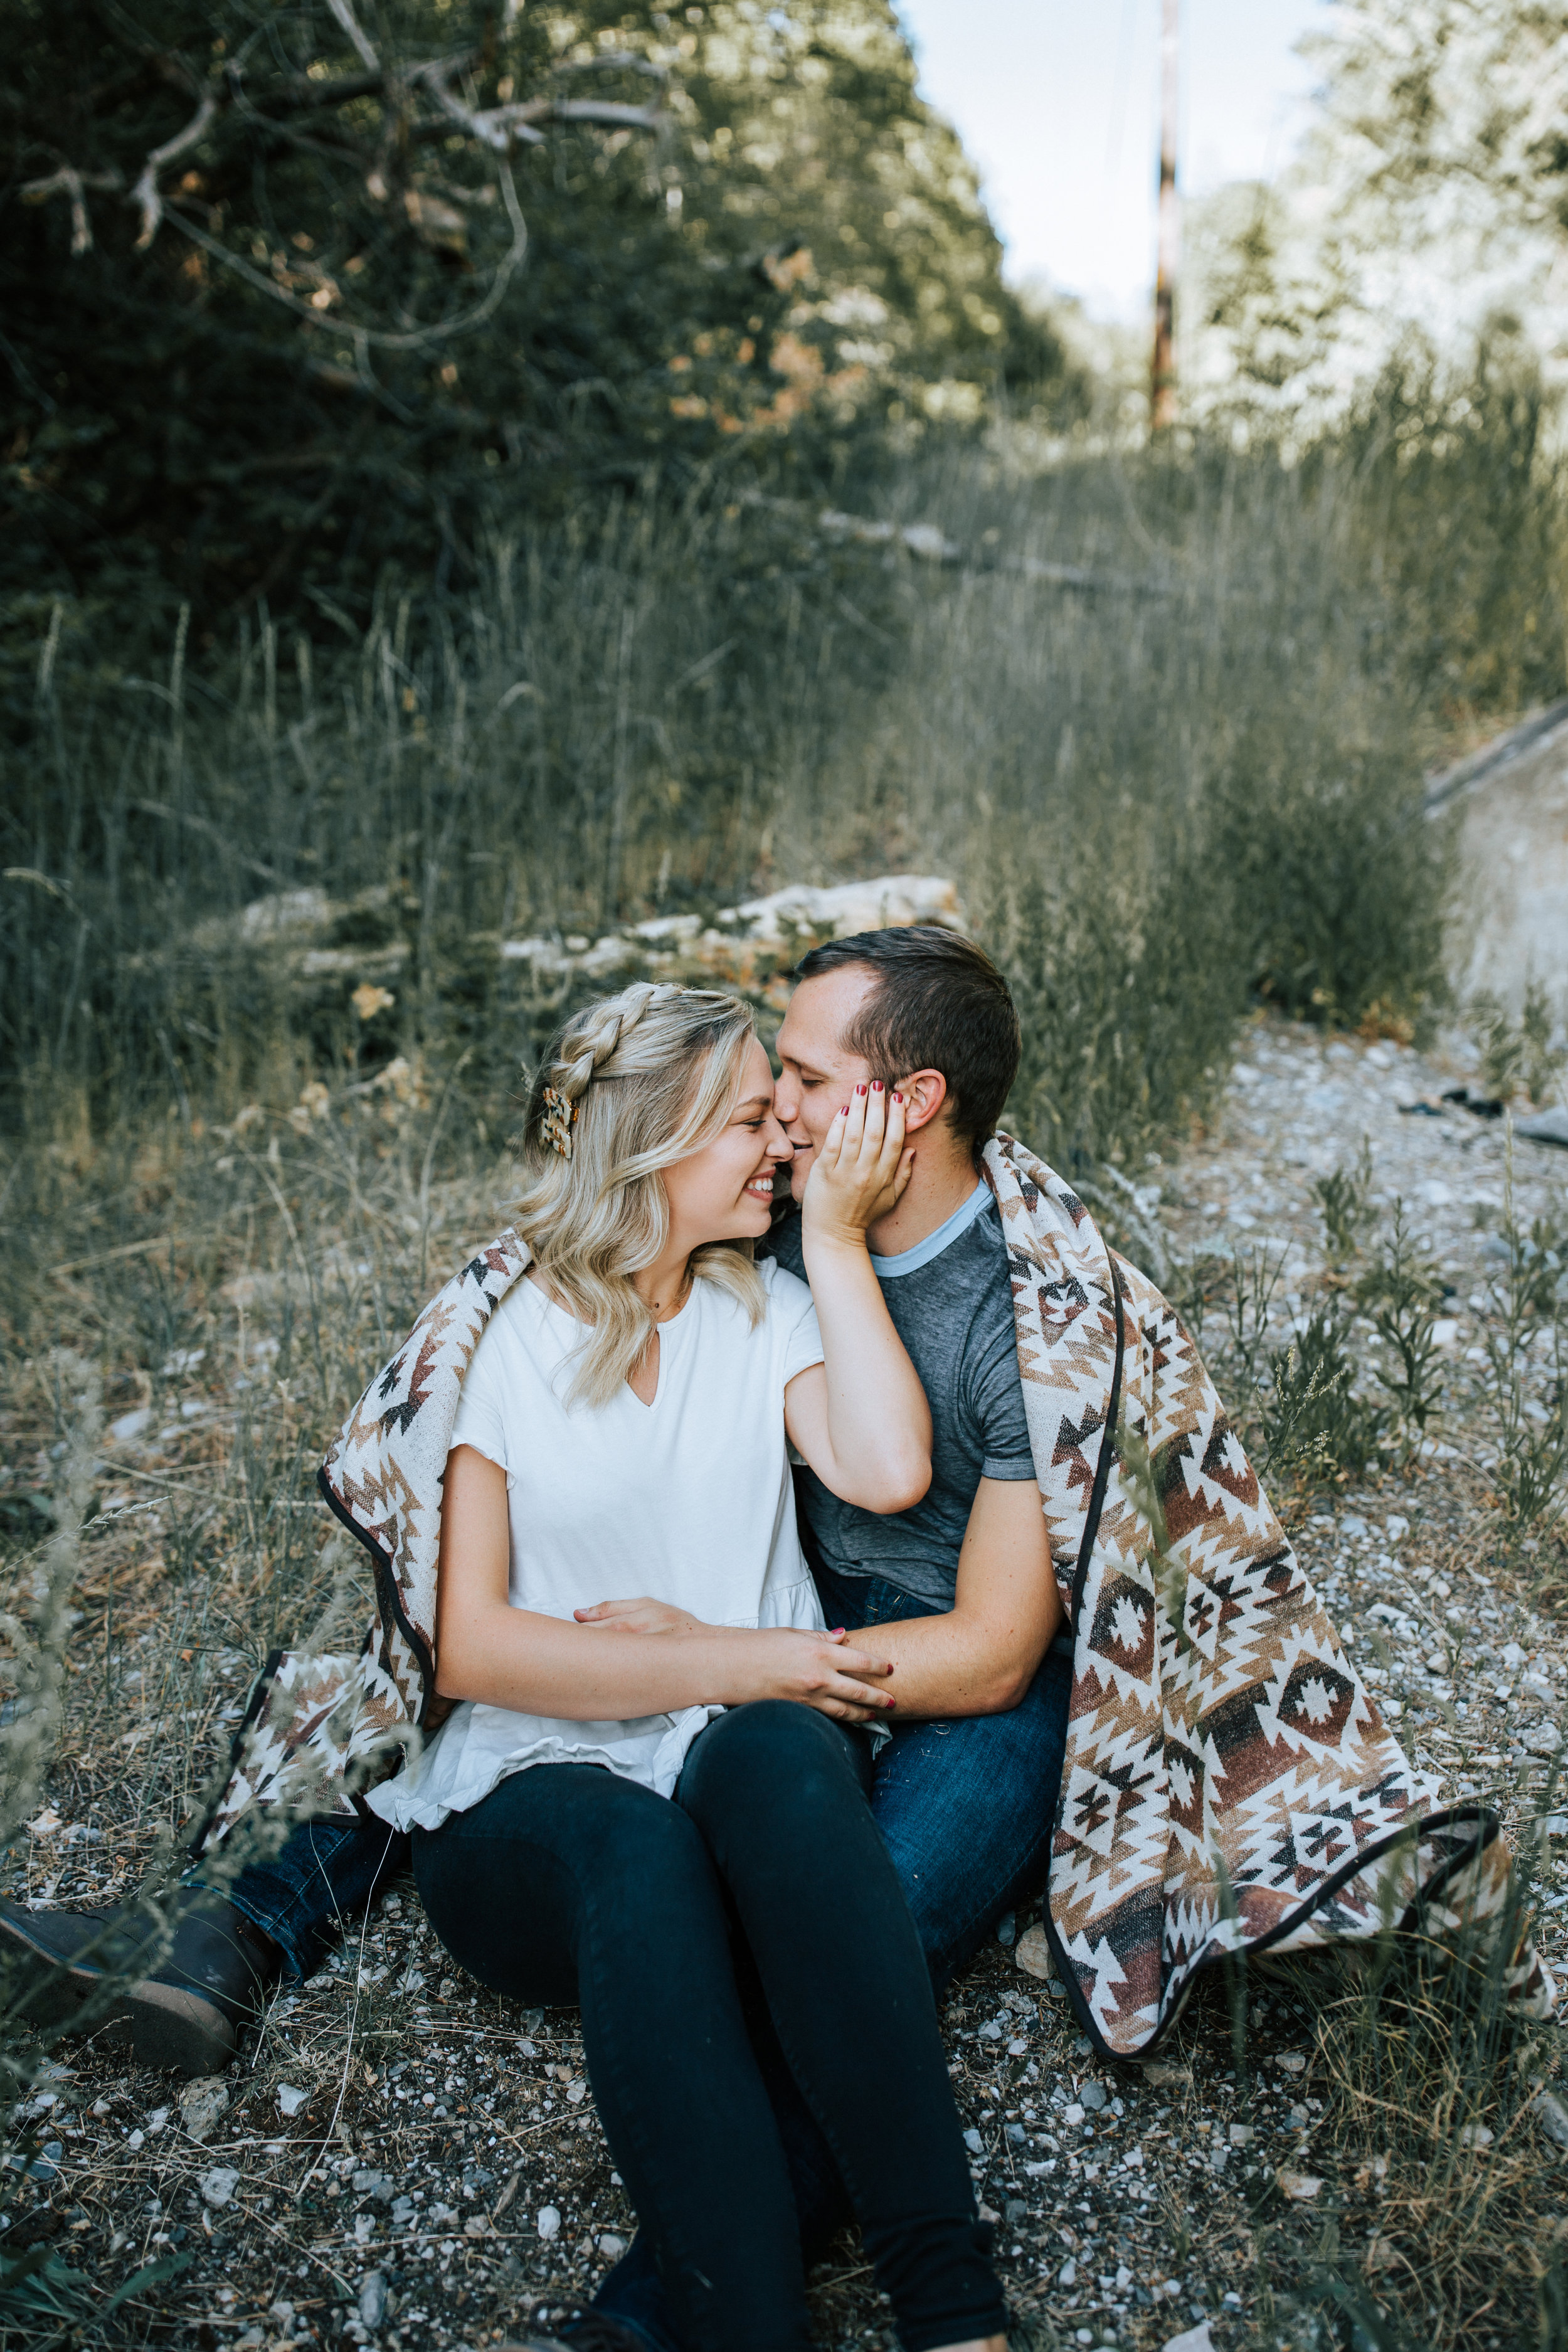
[1355,1203,1448,1446]
[1313,1141,1376,1265]
[1262,1305,1386,1486]
[1222,1242,1291,1406]
[1473,991,1527,1104]
[1521,979,1567,1110]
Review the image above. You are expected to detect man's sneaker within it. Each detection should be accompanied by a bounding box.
[0,1889,282,2074]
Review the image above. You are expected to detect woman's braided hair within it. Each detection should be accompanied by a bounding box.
[513,982,767,1407]
[534,981,665,1153]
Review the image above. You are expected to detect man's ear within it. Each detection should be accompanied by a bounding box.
[896,1069,948,1134]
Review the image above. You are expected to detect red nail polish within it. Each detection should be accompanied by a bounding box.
[871,1080,883,1092]
[830,1626,845,1636]
[856,1083,868,1096]
[885,1697,898,1710]
[892,1091,904,1104]
[840,1104,850,1116]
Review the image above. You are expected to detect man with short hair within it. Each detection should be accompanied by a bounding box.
[763,928,1071,1989]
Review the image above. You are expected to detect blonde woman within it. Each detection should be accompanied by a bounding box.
[365,985,1010,2352]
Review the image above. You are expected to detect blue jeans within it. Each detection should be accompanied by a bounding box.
[815,1561,1074,1996]
[188,1814,408,1979]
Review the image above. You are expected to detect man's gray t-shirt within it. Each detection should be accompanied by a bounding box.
[763,1181,1035,1609]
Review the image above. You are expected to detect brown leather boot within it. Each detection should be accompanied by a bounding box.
[0,1888,282,2074]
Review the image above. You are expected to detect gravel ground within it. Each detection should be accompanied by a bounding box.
[3,1013,1567,2352]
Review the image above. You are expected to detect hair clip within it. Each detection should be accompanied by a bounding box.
[540,1085,578,1160]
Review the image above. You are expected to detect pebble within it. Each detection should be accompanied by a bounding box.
[199,2165,240,2209]
[1013,1922,1054,1980]
[1535,2090,1568,2148]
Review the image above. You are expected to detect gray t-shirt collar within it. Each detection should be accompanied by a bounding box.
[868,1177,992,1279]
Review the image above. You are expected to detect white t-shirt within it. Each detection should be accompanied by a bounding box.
[366,1255,826,1830]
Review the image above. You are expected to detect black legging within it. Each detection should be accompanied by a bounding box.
[413,1701,1005,2352]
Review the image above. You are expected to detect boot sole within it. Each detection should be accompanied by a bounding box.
[0,1919,239,2075]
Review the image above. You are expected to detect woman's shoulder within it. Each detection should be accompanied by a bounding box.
[467,1269,562,1367]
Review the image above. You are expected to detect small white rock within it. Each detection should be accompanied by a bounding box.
[276,2084,309,2117]
[537,2205,561,2241]
[1279,2169,1323,2199]
[1162,2323,1213,2352]
[199,2166,240,2209]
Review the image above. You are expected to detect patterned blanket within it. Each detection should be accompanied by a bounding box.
[196,1136,1550,2058]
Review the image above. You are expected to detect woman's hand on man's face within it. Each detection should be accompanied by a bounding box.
[799,1081,913,1248]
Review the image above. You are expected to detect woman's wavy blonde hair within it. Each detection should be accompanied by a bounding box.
[513,982,768,1407]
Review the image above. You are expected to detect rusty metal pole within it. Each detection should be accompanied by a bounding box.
[1151,0,1180,430]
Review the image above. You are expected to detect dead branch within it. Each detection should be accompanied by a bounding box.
[16,20,663,366]
[324,0,381,77]
[412,59,664,153]
[549,100,668,131]
[412,60,545,151]
[159,147,529,353]
[130,87,218,250]
[20,166,124,255]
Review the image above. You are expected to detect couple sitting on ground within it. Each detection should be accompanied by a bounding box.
[7,926,1535,2352]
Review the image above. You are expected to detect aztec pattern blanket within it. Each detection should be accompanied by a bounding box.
[196,1135,1550,2058]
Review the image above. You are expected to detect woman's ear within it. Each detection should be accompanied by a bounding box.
[896,1070,948,1133]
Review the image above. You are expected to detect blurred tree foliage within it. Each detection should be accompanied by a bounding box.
[1,0,1080,640]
